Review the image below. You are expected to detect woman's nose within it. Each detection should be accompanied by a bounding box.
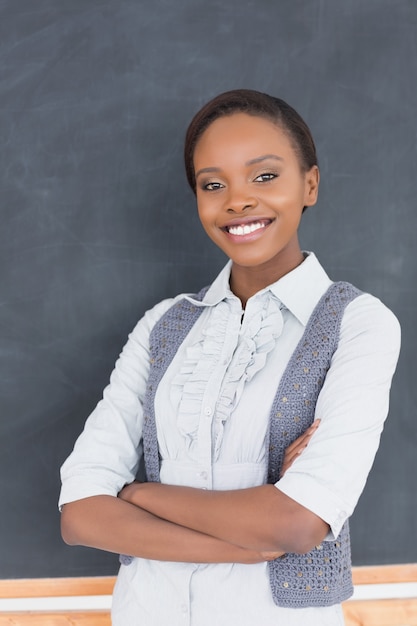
[225,187,257,213]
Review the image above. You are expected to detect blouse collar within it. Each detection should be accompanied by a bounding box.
[186,252,332,327]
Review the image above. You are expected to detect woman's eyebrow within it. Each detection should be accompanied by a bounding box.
[195,166,221,179]
[195,155,284,180]
[245,154,284,166]
[195,154,284,179]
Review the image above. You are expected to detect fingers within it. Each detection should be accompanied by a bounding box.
[260,550,285,561]
[285,419,321,455]
[279,419,320,478]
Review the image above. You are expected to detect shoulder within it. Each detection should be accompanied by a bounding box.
[344,290,400,334]
[340,289,401,355]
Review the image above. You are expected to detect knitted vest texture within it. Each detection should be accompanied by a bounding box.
[137,281,360,607]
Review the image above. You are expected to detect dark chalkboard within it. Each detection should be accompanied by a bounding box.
[1,0,416,578]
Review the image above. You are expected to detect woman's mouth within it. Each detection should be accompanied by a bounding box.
[223,219,272,239]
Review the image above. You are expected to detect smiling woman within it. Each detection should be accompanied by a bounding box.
[193,112,319,304]
[59,89,401,626]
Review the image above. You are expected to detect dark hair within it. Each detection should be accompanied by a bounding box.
[184,89,318,193]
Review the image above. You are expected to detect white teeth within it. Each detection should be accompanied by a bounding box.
[228,221,266,236]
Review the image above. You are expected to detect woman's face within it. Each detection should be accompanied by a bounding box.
[193,113,319,277]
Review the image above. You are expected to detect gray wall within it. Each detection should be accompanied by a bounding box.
[1,0,415,578]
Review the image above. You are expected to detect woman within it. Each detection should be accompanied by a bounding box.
[60,89,401,625]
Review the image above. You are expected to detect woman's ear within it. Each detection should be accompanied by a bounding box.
[304,165,320,207]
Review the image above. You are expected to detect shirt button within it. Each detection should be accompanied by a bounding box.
[200,471,208,480]
[181,603,188,613]
[204,406,212,416]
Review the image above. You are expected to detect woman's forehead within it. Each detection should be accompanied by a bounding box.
[194,113,295,166]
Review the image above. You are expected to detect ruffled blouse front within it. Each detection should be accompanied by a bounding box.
[159,289,285,464]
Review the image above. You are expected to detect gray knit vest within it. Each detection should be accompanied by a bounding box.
[126,281,360,608]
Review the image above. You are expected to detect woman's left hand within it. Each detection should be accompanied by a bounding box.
[280,419,320,478]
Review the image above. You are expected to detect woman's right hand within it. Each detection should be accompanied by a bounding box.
[260,549,285,561]
[279,419,320,478]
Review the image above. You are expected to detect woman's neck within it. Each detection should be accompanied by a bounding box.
[230,252,305,308]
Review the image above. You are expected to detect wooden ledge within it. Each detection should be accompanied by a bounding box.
[343,598,417,626]
[0,577,115,599]
[0,612,111,625]
[1,564,417,626]
[351,563,417,585]
[1,564,417,599]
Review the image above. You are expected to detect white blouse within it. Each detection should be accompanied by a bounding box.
[59,253,401,626]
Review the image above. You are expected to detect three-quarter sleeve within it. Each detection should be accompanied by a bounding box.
[275,293,401,538]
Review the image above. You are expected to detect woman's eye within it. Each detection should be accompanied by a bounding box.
[203,181,224,191]
[254,173,277,183]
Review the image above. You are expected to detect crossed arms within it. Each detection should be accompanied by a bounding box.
[61,422,328,564]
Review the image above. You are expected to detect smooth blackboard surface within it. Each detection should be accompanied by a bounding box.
[1,0,415,578]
